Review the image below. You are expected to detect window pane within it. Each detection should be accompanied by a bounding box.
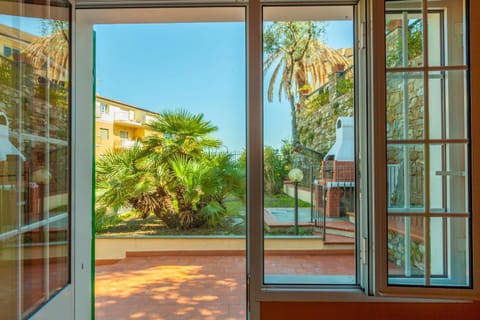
[49,218,69,296]
[385,0,423,68]
[430,217,469,286]
[387,144,425,211]
[0,236,18,319]
[263,5,355,285]
[388,215,426,284]
[432,70,467,140]
[22,227,47,316]
[430,144,468,213]
[386,72,424,140]
[428,0,466,67]
[0,0,71,317]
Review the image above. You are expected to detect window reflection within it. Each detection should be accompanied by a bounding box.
[0,1,70,318]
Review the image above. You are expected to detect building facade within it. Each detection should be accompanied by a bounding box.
[95,96,158,156]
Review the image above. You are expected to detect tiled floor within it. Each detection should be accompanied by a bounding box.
[95,254,354,320]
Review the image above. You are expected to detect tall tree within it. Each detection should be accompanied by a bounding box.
[264,21,348,144]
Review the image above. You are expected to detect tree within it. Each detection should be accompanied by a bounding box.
[95,110,244,230]
[264,21,349,144]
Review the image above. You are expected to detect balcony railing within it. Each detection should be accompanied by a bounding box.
[114,139,136,149]
[113,111,142,127]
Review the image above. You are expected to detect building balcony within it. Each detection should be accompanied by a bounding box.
[113,111,143,128]
[114,138,137,149]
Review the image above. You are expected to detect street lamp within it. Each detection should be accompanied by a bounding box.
[288,168,304,235]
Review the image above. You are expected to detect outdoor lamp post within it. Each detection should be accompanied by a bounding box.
[288,168,304,235]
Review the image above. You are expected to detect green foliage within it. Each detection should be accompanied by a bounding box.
[96,110,245,231]
[264,146,288,195]
[335,78,353,96]
[386,19,423,68]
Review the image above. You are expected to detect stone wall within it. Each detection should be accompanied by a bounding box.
[296,70,353,158]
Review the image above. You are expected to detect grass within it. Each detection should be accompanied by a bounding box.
[96,192,311,237]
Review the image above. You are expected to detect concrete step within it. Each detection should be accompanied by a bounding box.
[313,220,355,238]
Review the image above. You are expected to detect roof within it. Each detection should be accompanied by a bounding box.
[0,24,38,44]
[96,95,159,115]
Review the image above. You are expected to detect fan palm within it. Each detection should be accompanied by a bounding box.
[23,23,69,82]
[145,109,221,158]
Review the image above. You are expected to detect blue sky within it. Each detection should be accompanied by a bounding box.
[0,15,352,151]
[95,21,353,151]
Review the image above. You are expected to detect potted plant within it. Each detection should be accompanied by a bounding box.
[298,84,312,95]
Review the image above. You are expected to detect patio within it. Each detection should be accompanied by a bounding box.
[95,253,354,320]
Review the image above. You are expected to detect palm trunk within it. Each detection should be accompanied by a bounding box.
[289,97,298,144]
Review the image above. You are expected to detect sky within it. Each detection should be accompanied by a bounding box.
[0,14,353,151]
[94,20,353,151]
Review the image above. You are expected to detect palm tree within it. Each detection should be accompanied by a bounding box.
[144,109,221,158]
[264,21,349,144]
[96,110,244,230]
[23,21,69,82]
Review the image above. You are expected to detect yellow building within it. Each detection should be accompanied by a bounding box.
[95,95,158,156]
[0,24,37,59]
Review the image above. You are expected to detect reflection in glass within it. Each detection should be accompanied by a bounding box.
[429,144,468,213]
[430,217,469,286]
[22,227,47,315]
[387,144,425,210]
[386,72,424,140]
[429,71,467,140]
[49,219,69,296]
[428,0,466,67]
[385,10,423,68]
[0,236,18,319]
[0,0,70,317]
[388,215,425,282]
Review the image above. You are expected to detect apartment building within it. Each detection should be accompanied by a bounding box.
[95,95,158,156]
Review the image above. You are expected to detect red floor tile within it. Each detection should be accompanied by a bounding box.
[95,254,354,319]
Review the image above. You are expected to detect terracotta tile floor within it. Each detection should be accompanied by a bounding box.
[95,254,354,320]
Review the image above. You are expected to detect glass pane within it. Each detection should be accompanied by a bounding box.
[426,12,442,66]
[49,219,69,295]
[388,215,426,283]
[385,0,423,68]
[0,236,18,319]
[429,71,467,140]
[430,217,469,286]
[430,144,468,213]
[22,227,47,316]
[48,144,69,215]
[0,0,71,317]
[428,0,466,67]
[0,162,18,232]
[263,6,355,285]
[386,72,424,140]
[387,144,425,210]
[22,140,48,226]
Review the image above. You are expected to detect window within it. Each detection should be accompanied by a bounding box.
[0,1,71,318]
[3,45,12,57]
[262,5,356,286]
[99,128,109,141]
[377,0,475,293]
[119,130,129,139]
[100,103,109,113]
